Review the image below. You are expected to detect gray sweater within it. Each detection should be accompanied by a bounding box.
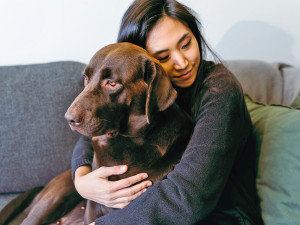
[71,61,263,225]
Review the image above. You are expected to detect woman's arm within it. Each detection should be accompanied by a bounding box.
[72,136,152,207]
[71,135,94,180]
[94,72,251,224]
[75,165,152,208]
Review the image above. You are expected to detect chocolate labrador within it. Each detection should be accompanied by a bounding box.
[0,42,193,225]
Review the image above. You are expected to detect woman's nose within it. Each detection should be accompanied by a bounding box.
[173,51,188,70]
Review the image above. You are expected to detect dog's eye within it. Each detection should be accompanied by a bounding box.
[102,79,122,93]
[105,80,117,87]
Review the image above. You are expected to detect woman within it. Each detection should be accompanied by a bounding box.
[72,0,264,224]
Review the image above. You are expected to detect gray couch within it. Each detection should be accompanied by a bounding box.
[0,60,300,225]
[0,61,85,208]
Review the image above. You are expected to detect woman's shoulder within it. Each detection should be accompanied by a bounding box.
[194,61,250,124]
[201,60,243,97]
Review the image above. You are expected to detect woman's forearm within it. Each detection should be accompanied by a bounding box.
[71,135,94,180]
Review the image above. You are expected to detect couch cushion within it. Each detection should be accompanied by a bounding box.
[245,96,300,225]
[291,94,300,108]
[225,60,284,105]
[0,194,20,211]
[0,61,85,193]
[281,66,300,106]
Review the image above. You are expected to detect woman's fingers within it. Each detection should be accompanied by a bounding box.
[75,165,152,208]
[112,179,152,199]
[93,165,128,178]
[111,189,148,208]
[104,184,151,208]
[111,172,150,191]
[93,165,151,192]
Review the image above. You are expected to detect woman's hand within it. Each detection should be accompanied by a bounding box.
[74,165,152,208]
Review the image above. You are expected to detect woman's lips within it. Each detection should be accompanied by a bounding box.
[174,70,192,80]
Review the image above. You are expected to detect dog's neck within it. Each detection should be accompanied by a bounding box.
[125,104,193,153]
[124,114,149,144]
[125,110,168,147]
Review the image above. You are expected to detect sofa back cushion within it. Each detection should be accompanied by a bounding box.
[245,96,300,225]
[0,61,85,193]
[225,60,284,105]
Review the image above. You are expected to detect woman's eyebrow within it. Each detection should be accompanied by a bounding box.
[153,33,190,55]
[178,33,189,44]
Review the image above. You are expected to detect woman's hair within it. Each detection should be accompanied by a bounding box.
[117,0,218,61]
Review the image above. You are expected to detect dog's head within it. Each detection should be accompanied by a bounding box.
[65,42,177,137]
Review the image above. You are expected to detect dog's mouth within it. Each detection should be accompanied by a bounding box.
[68,118,113,137]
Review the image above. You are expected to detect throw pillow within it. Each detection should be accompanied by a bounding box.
[291,94,300,108]
[245,96,300,225]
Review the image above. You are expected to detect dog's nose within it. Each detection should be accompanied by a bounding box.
[65,111,83,127]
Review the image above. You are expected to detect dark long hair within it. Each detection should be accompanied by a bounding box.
[117,0,218,61]
[117,0,220,117]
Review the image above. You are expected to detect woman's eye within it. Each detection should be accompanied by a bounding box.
[157,55,169,62]
[182,40,191,49]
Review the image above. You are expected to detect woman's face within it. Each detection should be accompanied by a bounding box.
[146,16,201,88]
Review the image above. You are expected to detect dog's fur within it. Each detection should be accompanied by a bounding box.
[0,43,193,225]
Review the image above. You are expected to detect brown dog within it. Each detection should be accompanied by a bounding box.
[0,43,193,225]
[65,43,194,223]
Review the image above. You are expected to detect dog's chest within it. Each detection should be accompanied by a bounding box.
[92,134,160,164]
[91,134,173,182]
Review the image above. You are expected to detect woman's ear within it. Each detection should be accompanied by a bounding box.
[144,58,177,124]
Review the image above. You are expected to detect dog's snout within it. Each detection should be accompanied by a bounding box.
[65,111,83,127]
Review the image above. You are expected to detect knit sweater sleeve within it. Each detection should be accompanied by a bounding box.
[71,135,94,180]
[94,65,251,225]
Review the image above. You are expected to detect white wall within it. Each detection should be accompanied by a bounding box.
[192,0,300,66]
[1,0,299,66]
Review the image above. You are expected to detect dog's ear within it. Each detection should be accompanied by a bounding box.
[144,59,177,124]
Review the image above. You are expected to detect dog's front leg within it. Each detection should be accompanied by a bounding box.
[84,199,115,225]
